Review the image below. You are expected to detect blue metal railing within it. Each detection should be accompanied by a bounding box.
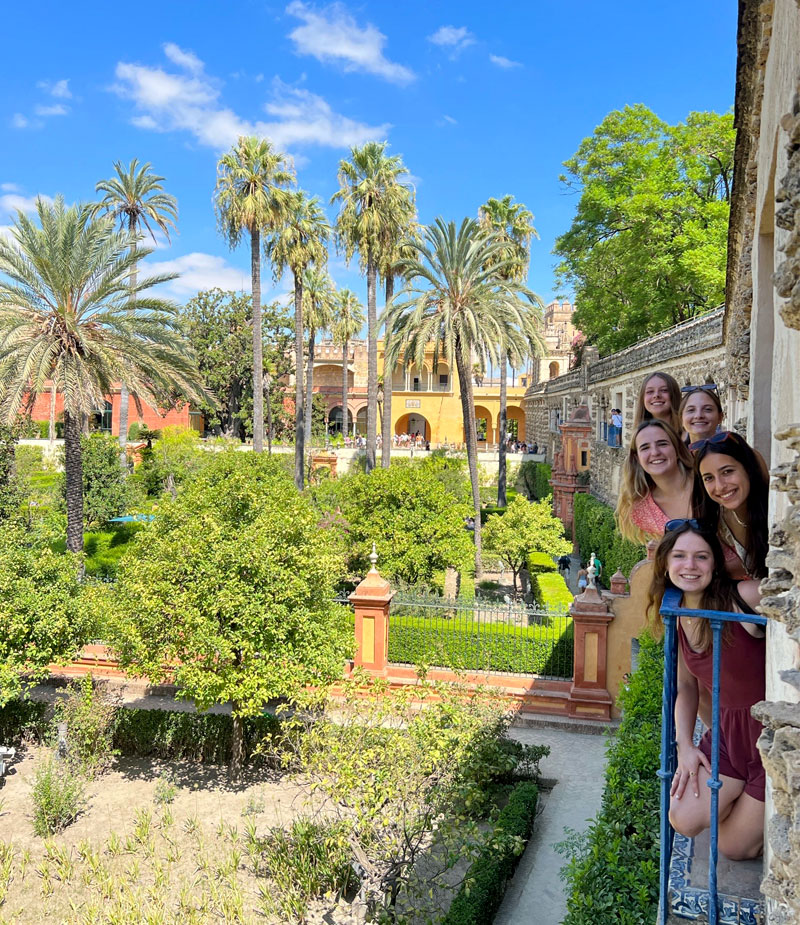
[657,587,767,925]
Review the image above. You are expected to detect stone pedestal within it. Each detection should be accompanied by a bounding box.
[311,451,338,478]
[568,583,614,720]
[349,554,394,676]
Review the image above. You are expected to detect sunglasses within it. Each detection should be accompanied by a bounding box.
[681,383,718,393]
[664,518,707,533]
[689,430,742,452]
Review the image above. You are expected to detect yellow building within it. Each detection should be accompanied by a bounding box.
[310,339,531,446]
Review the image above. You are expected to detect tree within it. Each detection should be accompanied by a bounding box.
[214,136,294,452]
[331,463,473,586]
[265,190,330,489]
[332,142,414,473]
[0,424,22,522]
[483,496,571,592]
[108,452,350,779]
[330,289,365,440]
[554,106,735,354]
[61,434,132,528]
[301,267,335,467]
[478,195,544,506]
[0,197,206,553]
[183,289,293,441]
[384,218,537,579]
[0,524,93,705]
[93,159,178,468]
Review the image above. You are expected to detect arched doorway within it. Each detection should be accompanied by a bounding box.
[395,413,430,442]
[355,406,368,435]
[328,406,352,437]
[549,361,560,379]
[507,406,526,442]
[473,406,492,443]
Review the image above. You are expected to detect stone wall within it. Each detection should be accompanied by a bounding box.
[523,308,728,505]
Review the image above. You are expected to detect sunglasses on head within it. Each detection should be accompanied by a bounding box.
[689,430,741,452]
[664,518,708,533]
[681,383,718,393]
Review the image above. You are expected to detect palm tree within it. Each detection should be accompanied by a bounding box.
[331,142,413,473]
[384,218,535,579]
[93,159,178,467]
[214,136,293,453]
[301,267,335,471]
[331,289,365,441]
[0,197,206,552]
[478,195,542,506]
[265,190,329,489]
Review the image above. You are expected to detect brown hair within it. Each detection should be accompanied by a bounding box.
[646,521,748,651]
[679,387,724,437]
[615,420,695,544]
[633,371,682,434]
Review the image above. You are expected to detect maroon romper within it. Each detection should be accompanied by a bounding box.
[678,620,766,801]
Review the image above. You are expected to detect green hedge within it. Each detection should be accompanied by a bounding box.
[388,614,573,677]
[527,551,557,575]
[518,461,552,501]
[559,633,662,924]
[532,571,573,610]
[443,780,539,925]
[0,699,280,765]
[573,493,645,578]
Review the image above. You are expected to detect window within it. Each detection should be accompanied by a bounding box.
[92,400,113,433]
[439,373,448,389]
[581,450,588,467]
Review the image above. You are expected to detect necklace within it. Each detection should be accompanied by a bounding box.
[726,508,749,528]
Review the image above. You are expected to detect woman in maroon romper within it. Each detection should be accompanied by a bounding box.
[648,520,766,860]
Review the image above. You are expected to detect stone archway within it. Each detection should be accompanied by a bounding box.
[328,406,353,437]
[473,405,492,443]
[395,413,430,441]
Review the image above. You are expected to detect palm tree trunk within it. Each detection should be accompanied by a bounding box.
[293,273,305,490]
[498,359,508,507]
[48,381,57,446]
[265,376,273,455]
[342,335,349,441]
[381,275,393,468]
[251,228,264,453]
[365,256,378,473]
[63,410,83,555]
[118,258,137,471]
[454,337,483,579]
[304,329,315,479]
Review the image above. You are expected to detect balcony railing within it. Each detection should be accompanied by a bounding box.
[658,587,767,925]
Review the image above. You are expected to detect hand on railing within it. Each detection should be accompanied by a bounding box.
[672,744,711,800]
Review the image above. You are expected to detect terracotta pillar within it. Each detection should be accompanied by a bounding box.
[349,545,395,676]
[568,581,614,720]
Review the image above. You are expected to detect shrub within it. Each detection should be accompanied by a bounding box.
[442,781,539,925]
[389,614,573,677]
[517,461,552,500]
[531,571,574,610]
[31,755,86,836]
[527,551,557,575]
[153,771,178,804]
[59,434,133,528]
[0,699,49,745]
[558,633,663,924]
[573,493,645,578]
[53,675,118,777]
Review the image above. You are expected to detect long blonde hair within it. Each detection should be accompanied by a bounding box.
[616,420,694,543]
[632,371,682,434]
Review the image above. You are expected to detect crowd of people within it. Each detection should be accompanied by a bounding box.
[608,370,769,860]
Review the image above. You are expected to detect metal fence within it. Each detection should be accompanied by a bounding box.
[387,592,574,680]
[657,587,768,925]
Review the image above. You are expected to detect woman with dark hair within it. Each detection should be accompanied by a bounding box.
[680,384,724,444]
[632,371,682,435]
[692,431,770,580]
[647,520,765,860]
[616,420,695,543]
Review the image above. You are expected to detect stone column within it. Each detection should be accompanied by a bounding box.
[568,580,614,720]
[349,545,395,676]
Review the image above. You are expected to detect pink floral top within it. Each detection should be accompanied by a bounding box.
[630,493,669,539]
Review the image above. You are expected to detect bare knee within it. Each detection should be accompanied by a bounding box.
[719,830,763,861]
[669,802,707,838]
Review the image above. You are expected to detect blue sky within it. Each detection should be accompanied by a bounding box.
[1,1,736,311]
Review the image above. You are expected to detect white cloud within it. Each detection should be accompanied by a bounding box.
[11,114,31,129]
[34,104,69,117]
[0,192,53,217]
[146,252,251,298]
[442,114,457,125]
[489,54,522,69]
[286,2,414,84]
[37,78,72,99]
[428,25,475,54]
[0,183,19,193]
[163,42,204,74]
[112,49,389,152]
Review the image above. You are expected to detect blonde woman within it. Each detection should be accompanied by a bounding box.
[616,420,695,544]
[632,371,682,435]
